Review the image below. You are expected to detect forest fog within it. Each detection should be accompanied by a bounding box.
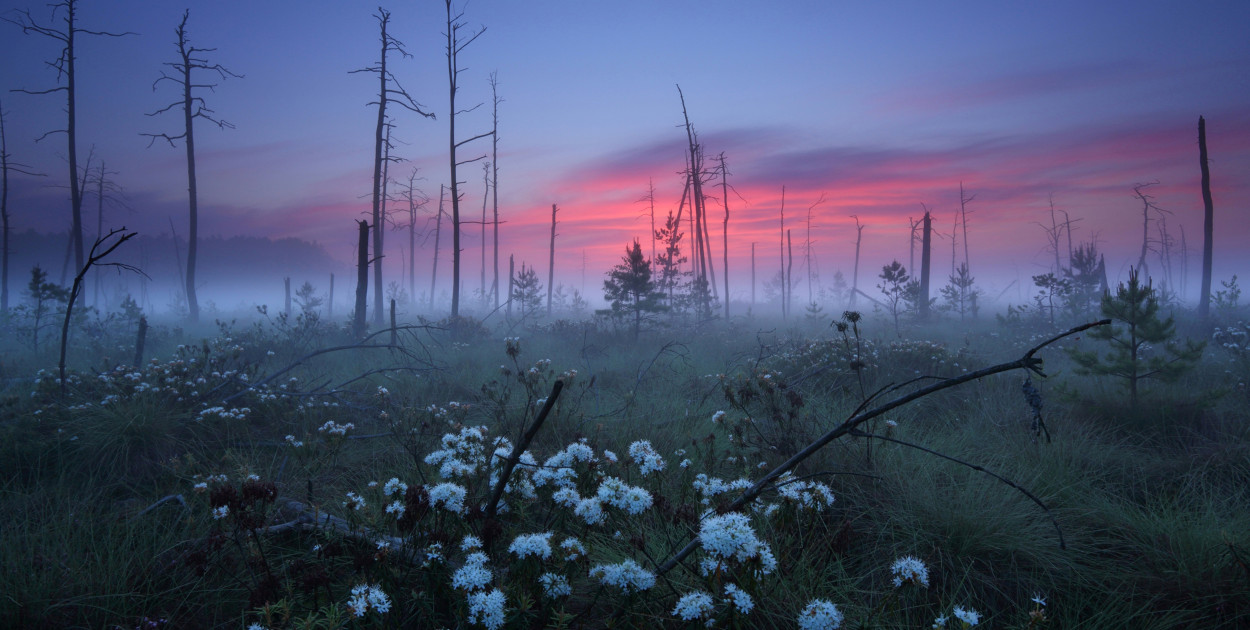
[3,2,1250,629]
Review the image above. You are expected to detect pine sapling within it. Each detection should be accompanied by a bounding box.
[1066,267,1203,410]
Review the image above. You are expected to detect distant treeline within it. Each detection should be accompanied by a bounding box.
[4,229,347,313]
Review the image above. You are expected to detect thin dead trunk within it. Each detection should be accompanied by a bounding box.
[354,220,369,338]
[718,154,730,319]
[490,72,501,311]
[547,204,557,316]
[850,215,863,309]
[779,185,786,317]
[920,211,931,320]
[430,184,444,309]
[786,230,794,320]
[1198,116,1214,323]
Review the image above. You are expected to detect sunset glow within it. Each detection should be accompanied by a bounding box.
[3,0,1248,312]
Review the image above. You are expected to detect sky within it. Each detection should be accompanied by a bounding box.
[2,0,1249,311]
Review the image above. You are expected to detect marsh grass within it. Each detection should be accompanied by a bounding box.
[1,308,1247,628]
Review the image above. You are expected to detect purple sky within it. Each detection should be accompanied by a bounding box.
[3,0,1249,309]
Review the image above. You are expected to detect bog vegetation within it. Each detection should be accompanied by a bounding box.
[1,257,1247,630]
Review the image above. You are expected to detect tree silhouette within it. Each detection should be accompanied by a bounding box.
[877,260,909,337]
[6,0,132,274]
[444,0,491,317]
[1197,116,1215,326]
[142,9,238,323]
[1,100,47,312]
[602,239,665,340]
[351,8,432,324]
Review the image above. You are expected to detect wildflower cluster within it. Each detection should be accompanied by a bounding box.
[345,583,391,617]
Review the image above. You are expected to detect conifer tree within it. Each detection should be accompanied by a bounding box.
[1067,267,1204,410]
[602,239,665,340]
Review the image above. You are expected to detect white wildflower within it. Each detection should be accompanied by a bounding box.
[723,582,755,614]
[672,591,715,621]
[953,605,980,626]
[539,572,572,599]
[589,559,655,594]
[428,482,467,514]
[508,532,553,561]
[798,599,844,630]
[212,505,229,520]
[890,555,929,588]
[466,588,506,629]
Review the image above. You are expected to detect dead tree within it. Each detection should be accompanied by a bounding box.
[1,100,46,312]
[750,242,756,308]
[1198,116,1214,324]
[480,161,490,305]
[430,184,445,308]
[806,193,826,304]
[351,9,432,324]
[920,210,932,320]
[959,182,974,275]
[59,227,143,396]
[1131,181,1167,282]
[354,221,369,339]
[444,0,491,318]
[639,178,658,266]
[547,204,557,316]
[786,230,794,319]
[718,154,732,319]
[677,85,716,309]
[142,10,238,324]
[779,185,787,317]
[489,72,502,311]
[401,167,425,301]
[507,253,514,319]
[908,216,920,277]
[86,160,126,308]
[850,215,864,309]
[6,1,131,274]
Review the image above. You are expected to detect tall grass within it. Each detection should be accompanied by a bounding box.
[0,308,1246,628]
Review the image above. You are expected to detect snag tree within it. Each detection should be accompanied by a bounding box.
[143,9,239,323]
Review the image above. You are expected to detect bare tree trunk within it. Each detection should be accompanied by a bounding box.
[507,254,514,319]
[920,211,931,320]
[445,1,489,318]
[959,182,973,273]
[93,162,103,307]
[850,215,863,309]
[480,162,488,304]
[430,184,444,309]
[284,277,291,316]
[786,230,794,320]
[750,242,756,308]
[9,2,132,277]
[490,72,501,311]
[909,216,918,274]
[354,220,369,339]
[779,185,786,318]
[375,121,393,325]
[1198,115,1214,323]
[141,10,236,323]
[718,154,730,319]
[328,273,334,319]
[547,204,557,316]
[1048,194,1063,274]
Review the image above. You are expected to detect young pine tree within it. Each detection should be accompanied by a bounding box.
[877,260,909,337]
[1067,267,1204,410]
[602,239,665,339]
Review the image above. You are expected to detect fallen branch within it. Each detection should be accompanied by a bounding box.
[655,319,1108,574]
[486,380,563,520]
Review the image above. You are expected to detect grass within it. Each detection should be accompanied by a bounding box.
[1,305,1247,629]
